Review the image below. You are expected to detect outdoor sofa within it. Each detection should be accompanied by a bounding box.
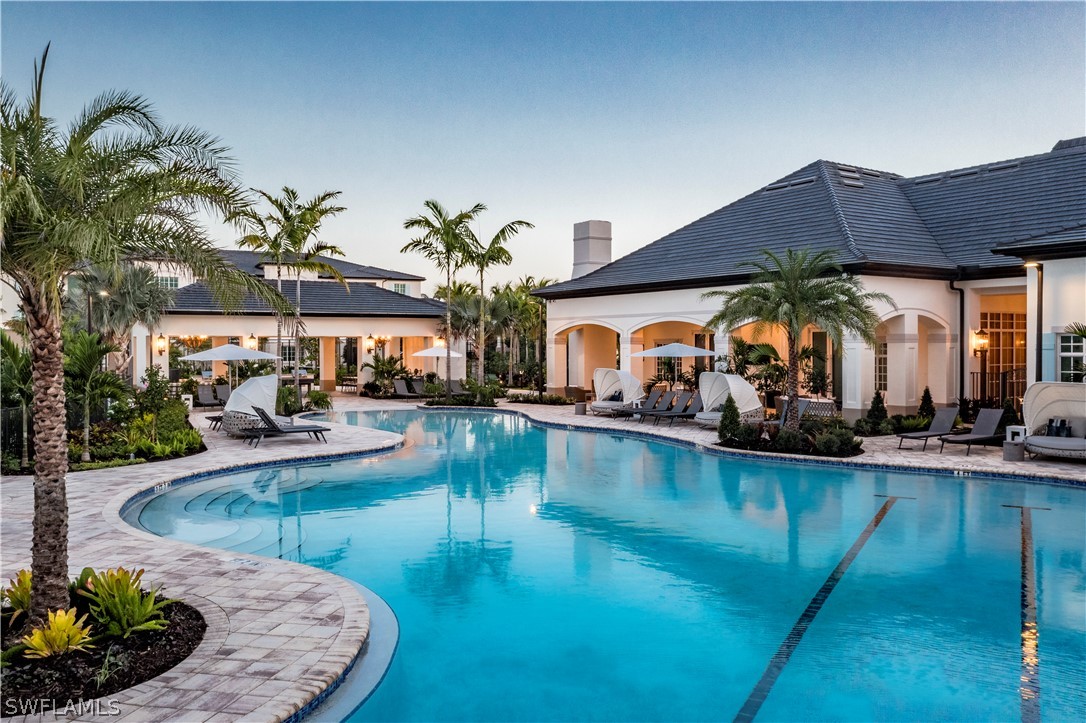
[1022,382,1086,460]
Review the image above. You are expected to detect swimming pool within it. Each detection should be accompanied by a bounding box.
[128,409,1085,721]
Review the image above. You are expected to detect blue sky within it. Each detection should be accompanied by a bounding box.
[3,2,1084,291]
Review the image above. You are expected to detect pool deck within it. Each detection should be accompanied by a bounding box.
[1,394,1081,722]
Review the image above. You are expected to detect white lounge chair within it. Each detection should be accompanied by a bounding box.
[589,369,645,415]
[1023,382,1086,460]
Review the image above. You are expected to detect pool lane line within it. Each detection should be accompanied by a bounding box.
[1002,505,1049,723]
[733,494,913,723]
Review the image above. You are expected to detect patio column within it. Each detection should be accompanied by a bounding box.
[713,331,730,371]
[840,332,872,421]
[131,328,150,385]
[885,312,919,415]
[358,335,373,385]
[319,337,337,391]
[547,333,567,395]
[210,336,229,380]
[925,330,951,406]
[619,332,644,383]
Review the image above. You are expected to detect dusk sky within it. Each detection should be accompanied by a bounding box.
[3,2,1084,292]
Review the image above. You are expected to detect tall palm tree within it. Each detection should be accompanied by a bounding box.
[402,200,485,402]
[1,46,293,621]
[465,217,533,383]
[64,331,128,462]
[702,249,893,430]
[67,263,175,376]
[0,330,34,469]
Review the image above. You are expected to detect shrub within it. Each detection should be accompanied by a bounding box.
[918,387,936,419]
[505,393,574,404]
[814,428,862,457]
[361,381,382,397]
[463,378,503,407]
[717,394,742,444]
[22,608,94,658]
[178,378,199,397]
[78,567,175,639]
[866,390,888,423]
[897,415,931,432]
[277,386,302,416]
[958,396,973,424]
[731,424,764,450]
[999,398,1020,431]
[772,428,807,453]
[155,399,191,438]
[2,569,33,624]
[69,458,148,472]
[305,390,333,411]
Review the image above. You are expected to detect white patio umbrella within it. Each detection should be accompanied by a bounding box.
[224,374,278,417]
[411,347,464,358]
[632,342,716,386]
[181,343,277,388]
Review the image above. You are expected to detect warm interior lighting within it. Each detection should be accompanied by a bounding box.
[246,334,258,350]
[156,334,167,356]
[973,329,990,356]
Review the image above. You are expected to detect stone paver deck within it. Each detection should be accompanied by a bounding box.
[2,393,1079,721]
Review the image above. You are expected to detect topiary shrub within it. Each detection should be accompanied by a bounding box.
[998,398,1019,431]
[918,387,936,419]
[717,394,742,444]
[866,390,888,423]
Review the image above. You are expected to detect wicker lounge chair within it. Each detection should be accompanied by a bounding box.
[1022,382,1086,460]
[589,369,645,416]
[241,407,329,448]
[939,408,1003,455]
[896,407,959,450]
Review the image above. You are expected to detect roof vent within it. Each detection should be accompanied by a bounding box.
[789,177,816,187]
[764,182,789,191]
[841,179,864,188]
[913,175,942,185]
[860,169,881,178]
[987,161,1020,172]
[949,168,980,179]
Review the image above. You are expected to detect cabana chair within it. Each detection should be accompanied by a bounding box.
[638,391,692,424]
[1022,382,1086,460]
[647,393,703,426]
[243,407,330,448]
[694,373,764,428]
[939,408,1003,455]
[196,385,221,410]
[392,379,423,399]
[613,388,664,419]
[896,407,959,450]
[215,384,232,405]
[589,369,645,416]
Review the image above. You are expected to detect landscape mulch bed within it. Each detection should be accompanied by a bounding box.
[1,597,205,717]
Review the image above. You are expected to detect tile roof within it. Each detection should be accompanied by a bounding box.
[219,249,424,281]
[537,138,1086,299]
[172,280,446,317]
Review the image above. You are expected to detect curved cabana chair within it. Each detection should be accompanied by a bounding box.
[694,372,764,428]
[1023,382,1086,460]
[589,369,645,415]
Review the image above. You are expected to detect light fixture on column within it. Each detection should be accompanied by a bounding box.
[972,329,989,357]
[365,334,375,351]
[156,334,167,356]
[246,334,258,350]
[973,329,990,403]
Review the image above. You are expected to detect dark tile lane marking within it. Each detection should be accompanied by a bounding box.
[1002,504,1049,723]
[733,495,912,723]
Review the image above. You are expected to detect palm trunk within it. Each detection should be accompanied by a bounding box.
[445,266,452,404]
[275,269,283,378]
[81,390,91,462]
[294,274,302,408]
[786,336,801,431]
[24,294,71,624]
[477,268,485,385]
[20,401,29,470]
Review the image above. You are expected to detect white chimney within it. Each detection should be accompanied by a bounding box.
[571,220,612,279]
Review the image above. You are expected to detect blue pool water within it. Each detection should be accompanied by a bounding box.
[128,410,1086,721]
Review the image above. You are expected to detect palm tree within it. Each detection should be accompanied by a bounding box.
[232,188,347,385]
[67,263,175,376]
[402,200,485,402]
[702,249,893,430]
[0,330,33,469]
[64,331,129,462]
[465,217,533,383]
[1,47,293,621]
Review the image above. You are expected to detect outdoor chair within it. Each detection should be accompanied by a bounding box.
[613,388,664,419]
[765,398,810,427]
[939,408,1003,455]
[648,393,703,426]
[392,379,423,399]
[449,379,467,396]
[215,384,232,405]
[638,391,692,424]
[410,378,440,398]
[631,391,675,422]
[897,407,959,451]
[242,407,330,448]
[196,385,221,410]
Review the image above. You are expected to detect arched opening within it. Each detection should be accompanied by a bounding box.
[627,319,714,389]
[548,322,619,397]
[873,312,952,415]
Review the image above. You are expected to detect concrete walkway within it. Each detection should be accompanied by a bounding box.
[2,394,1078,722]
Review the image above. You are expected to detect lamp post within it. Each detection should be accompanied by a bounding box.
[974,329,990,402]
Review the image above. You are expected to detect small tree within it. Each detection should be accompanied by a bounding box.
[999,398,1019,431]
[866,390,888,423]
[64,331,129,461]
[918,387,936,420]
[717,394,742,444]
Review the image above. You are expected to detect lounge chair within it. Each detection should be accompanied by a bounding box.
[215,384,232,405]
[589,369,645,416]
[638,392,692,425]
[765,398,810,427]
[632,391,675,422]
[647,393,703,426]
[449,379,467,396]
[897,407,959,450]
[409,378,436,398]
[242,407,330,448]
[694,373,765,428]
[613,388,664,419]
[939,408,1003,455]
[392,379,423,399]
[1022,382,1086,460]
[196,385,221,410]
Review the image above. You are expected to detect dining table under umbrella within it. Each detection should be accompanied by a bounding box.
[180,343,278,388]
[631,342,717,387]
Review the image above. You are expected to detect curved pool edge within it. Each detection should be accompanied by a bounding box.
[0,413,404,723]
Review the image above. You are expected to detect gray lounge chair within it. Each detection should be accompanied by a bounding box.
[633,391,675,422]
[196,385,221,410]
[648,393,703,426]
[939,408,1003,455]
[613,388,664,419]
[639,392,692,424]
[766,398,810,427]
[242,407,330,448]
[897,407,958,450]
[449,379,467,396]
[215,384,232,404]
[392,379,423,399]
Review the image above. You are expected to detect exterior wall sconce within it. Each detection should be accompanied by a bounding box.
[246,334,258,350]
[156,334,167,356]
[434,336,446,348]
[365,334,376,351]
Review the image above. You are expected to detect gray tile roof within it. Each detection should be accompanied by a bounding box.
[219,250,424,282]
[172,280,446,317]
[537,138,1086,299]
[992,223,1086,259]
